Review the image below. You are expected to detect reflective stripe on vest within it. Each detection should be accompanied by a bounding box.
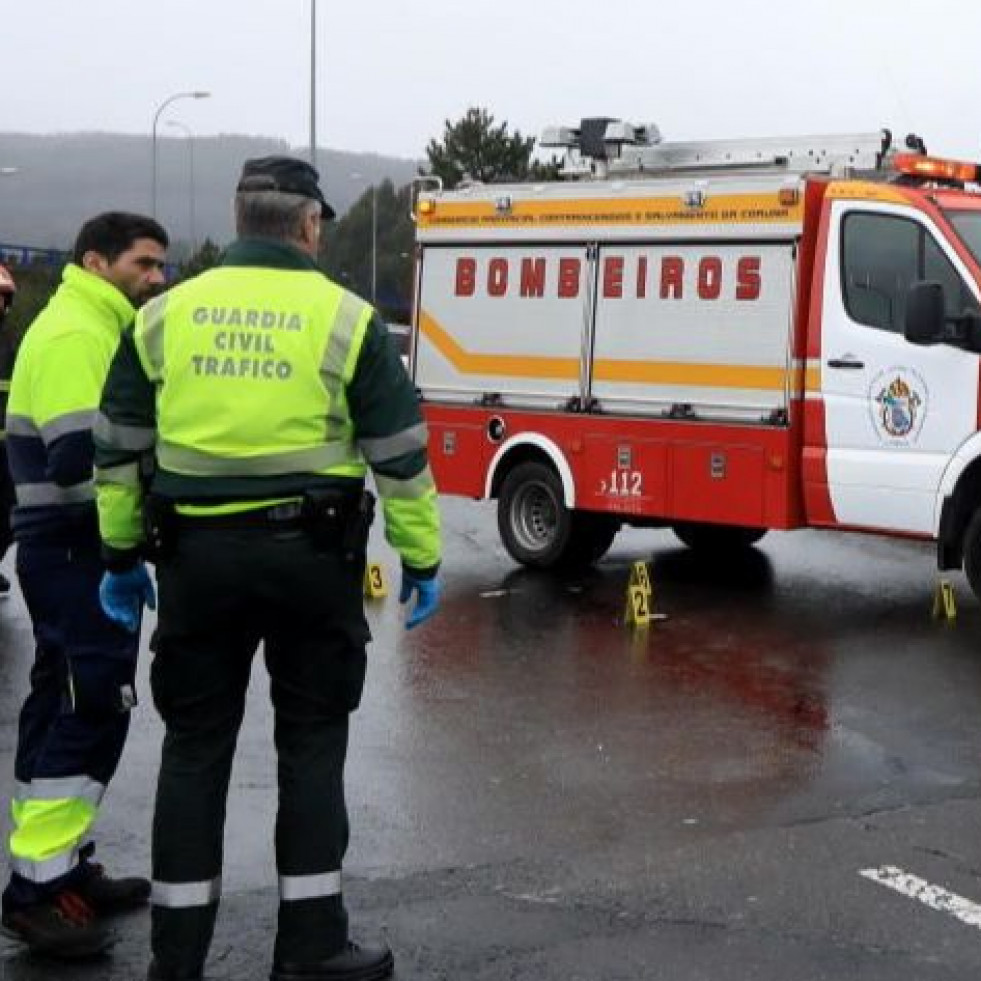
[16,480,95,507]
[6,409,94,444]
[156,440,356,477]
[152,876,222,908]
[374,465,436,501]
[278,870,342,901]
[139,293,169,379]
[94,412,156,452]
[359,422,429,465]
[320,291,367,444]
[96,461,141,488]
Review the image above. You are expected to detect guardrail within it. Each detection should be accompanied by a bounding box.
[0,242,70,267]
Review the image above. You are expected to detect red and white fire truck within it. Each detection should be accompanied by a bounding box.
[408,119,981,599]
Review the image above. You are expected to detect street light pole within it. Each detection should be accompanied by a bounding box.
[370,184,377,306]
[151,90,210,219]
[309,0,317,169]
[166,120,196,250]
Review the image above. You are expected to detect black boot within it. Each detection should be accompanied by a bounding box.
[271,941,395,981]
[1,890,112,959]
[75,862,151,914]
[147,960,203,980]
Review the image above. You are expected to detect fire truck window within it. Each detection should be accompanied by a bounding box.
[842,213,919,333]
[923,235,979,320]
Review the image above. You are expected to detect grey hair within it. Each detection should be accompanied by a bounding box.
[234,190,321,241]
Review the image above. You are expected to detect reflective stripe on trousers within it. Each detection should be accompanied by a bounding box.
[9,841,91,883]
[278,870,342,901]
[152,875,223,908]
[9,776,107,883]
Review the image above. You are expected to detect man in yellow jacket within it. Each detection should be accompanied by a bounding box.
[2,213,168,958]
[95,157,441,981]
[0,264,18,595]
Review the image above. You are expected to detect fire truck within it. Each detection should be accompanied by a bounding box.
[408,119,981,599]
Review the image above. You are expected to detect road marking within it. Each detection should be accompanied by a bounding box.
[860,865,981,930]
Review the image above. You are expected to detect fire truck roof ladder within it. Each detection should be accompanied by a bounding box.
[540,119,896,179]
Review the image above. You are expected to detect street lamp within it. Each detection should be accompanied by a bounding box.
[151,90,210,219]
[309,0,318,169]
[166,120,196,250]
[350,173,378,305]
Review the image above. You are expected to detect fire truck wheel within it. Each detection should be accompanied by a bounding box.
[962,508,981,602]
[672,521,767,553]
[498,461,576,568]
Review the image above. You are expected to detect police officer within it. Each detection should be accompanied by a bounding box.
[95,157,441,981]
[0,264,18,595]
[2,215,169,958]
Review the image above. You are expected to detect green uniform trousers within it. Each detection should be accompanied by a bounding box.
[149,514,370,977]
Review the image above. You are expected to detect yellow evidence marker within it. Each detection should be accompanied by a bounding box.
[629,560,651,594]
[364,562,388,599]
[625,560,652,627]
[932,579,957,621]
[626,585,652,627]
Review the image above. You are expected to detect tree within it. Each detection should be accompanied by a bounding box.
[323,180,415,323]
[176,239,224,282]
[424,108,537,189]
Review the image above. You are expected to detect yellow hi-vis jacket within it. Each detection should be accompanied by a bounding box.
[94,239,440,575]
[7,264,135,543]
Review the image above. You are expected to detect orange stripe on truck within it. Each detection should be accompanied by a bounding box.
[592,360,786,390]
[419,311,579,379]
[420,311,812,393]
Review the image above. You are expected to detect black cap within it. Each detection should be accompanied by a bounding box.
[236,156,335,221]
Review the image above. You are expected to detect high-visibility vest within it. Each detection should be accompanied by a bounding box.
[134,266,373,486]
[7,265,133,525]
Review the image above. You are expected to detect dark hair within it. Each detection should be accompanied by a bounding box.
[72,212,169,265]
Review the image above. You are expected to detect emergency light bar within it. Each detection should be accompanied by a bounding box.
[892,153,981,184]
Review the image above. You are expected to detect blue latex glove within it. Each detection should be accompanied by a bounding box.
[399,571,441,630]
[99,563,157,633]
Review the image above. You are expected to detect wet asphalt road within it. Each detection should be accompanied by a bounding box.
[0,499,980,979]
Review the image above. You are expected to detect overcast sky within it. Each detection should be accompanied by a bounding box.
[5,0,981,162]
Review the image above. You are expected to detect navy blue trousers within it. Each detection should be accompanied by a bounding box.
[3,539,139,910]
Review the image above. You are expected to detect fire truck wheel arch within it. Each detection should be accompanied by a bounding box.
[935,431,981,536]
[485,434,576,507]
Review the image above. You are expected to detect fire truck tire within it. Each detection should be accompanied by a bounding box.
[672,521,767,553]
[498,462,577,568]
[962,508,981,602]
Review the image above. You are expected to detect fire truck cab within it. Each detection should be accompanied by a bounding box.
[409,119,981,600]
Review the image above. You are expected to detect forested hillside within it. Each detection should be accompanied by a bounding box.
[0,132,419,251]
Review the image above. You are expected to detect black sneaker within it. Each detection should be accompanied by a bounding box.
[75,862,151,914]
[1,891,112,959]
[271,942,395,981]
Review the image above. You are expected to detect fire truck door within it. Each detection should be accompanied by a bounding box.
[819,201,981,534]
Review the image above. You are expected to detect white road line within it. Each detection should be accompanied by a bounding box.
[860,865,981,930]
